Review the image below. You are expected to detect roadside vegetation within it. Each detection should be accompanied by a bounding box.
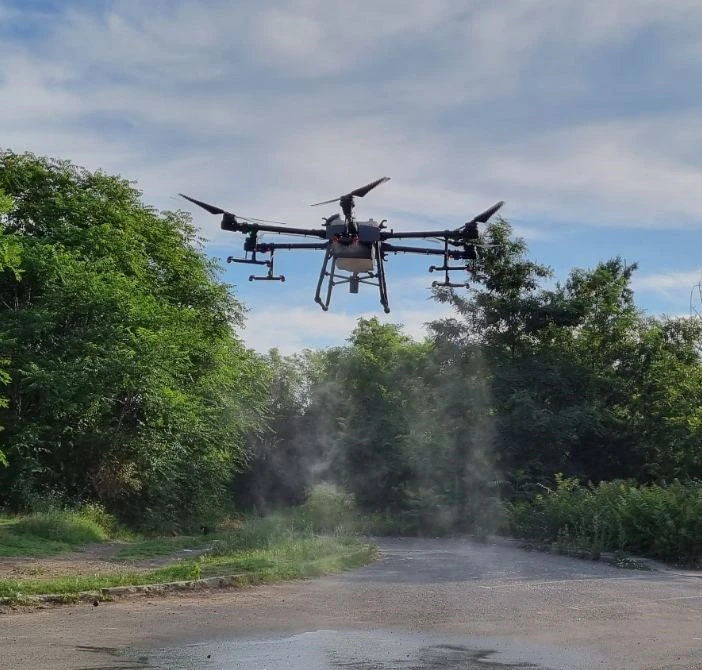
[1,149,701,579]
[0,488,375,603]
[508,477,702,567]
[0,503,122,557]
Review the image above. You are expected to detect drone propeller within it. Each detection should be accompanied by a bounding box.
[178,193,288,225]
[464,200,505,226]
[239,214,289,225]
[310,176,390,207]
[179,193,226,215]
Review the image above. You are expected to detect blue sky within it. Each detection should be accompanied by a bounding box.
[3,0,702,352]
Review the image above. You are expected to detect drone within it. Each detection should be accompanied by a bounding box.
[179,177,504,314]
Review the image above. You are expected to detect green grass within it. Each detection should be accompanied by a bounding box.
[0,506,119,557]
[0,512,377,602]
[199,530,374,579]
[0,525,76,557]
[114,535,214,560]
[0,563,200,599]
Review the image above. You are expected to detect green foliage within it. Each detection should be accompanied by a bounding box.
[322,318,431,511]
[0,187,21,465]
[233,348,329,511]
[0,151,269,526]
[299,483,358,533]
[508,477,702,566]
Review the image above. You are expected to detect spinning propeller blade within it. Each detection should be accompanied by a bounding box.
[466,200,505,225]
[310,176,390,206]
[309,196,341,207]
[238,215,289,226]
[179,193,227,215]
[179,194,288,225]
[349,176,391,198]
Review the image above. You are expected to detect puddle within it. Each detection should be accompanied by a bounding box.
[132,629,598,669]
[75,644,150,669]
[327,642,539,668]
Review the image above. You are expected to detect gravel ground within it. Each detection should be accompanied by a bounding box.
[2,537,701,669]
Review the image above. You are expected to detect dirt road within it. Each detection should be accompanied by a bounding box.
[2,537,701,669]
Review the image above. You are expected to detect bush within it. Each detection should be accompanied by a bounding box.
[299,484,358,534]
[507,475,702,566]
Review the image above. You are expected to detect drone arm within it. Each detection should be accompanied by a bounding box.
[381,243,451,256]
[233,221,327,238]
[381,228,478,242]
[256,242,328,252]
[382,229,451,240]
[381,243,477,260]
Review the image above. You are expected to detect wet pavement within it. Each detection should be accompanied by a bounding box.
[129,629,601,669]
[3,537,702,669]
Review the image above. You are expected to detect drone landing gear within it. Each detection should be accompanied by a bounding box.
[429,264,469,288]
[314,244,390,313]
[427,237,475,289]
[228,250,285,282]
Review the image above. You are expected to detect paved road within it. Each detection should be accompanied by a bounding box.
[2,537,701,669]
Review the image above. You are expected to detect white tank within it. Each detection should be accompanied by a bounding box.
[337,256,374,273]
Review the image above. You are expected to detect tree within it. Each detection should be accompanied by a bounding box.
[328,318,429,511]
[0,151,268,527]
[621,316,702,479]
[0,188,22,466]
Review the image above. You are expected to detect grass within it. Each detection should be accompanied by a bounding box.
[0,506,118,557]
[199,529,375,580]
[0,510,376,603]
[0,563,200,599]
[0,526,77,557]
[114,535,214,560]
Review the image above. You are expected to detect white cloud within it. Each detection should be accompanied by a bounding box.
[482,116,702,226]
[241,306,359,354]
[240,289,451,354]
[633,269,702,298]
[5,0,702,232]
[4,0,702,347]
[252,0,460,77]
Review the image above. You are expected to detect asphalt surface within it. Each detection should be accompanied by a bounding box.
[2,537,701,669]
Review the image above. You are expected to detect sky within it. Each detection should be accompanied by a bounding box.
[3,0,702,353]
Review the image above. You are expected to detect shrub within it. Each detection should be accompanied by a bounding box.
[299,484,358,534]
[507,476,702,566]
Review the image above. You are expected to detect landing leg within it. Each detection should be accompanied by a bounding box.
[375,243,391,313]
[314,247,333,311]
[324,257,338,309]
